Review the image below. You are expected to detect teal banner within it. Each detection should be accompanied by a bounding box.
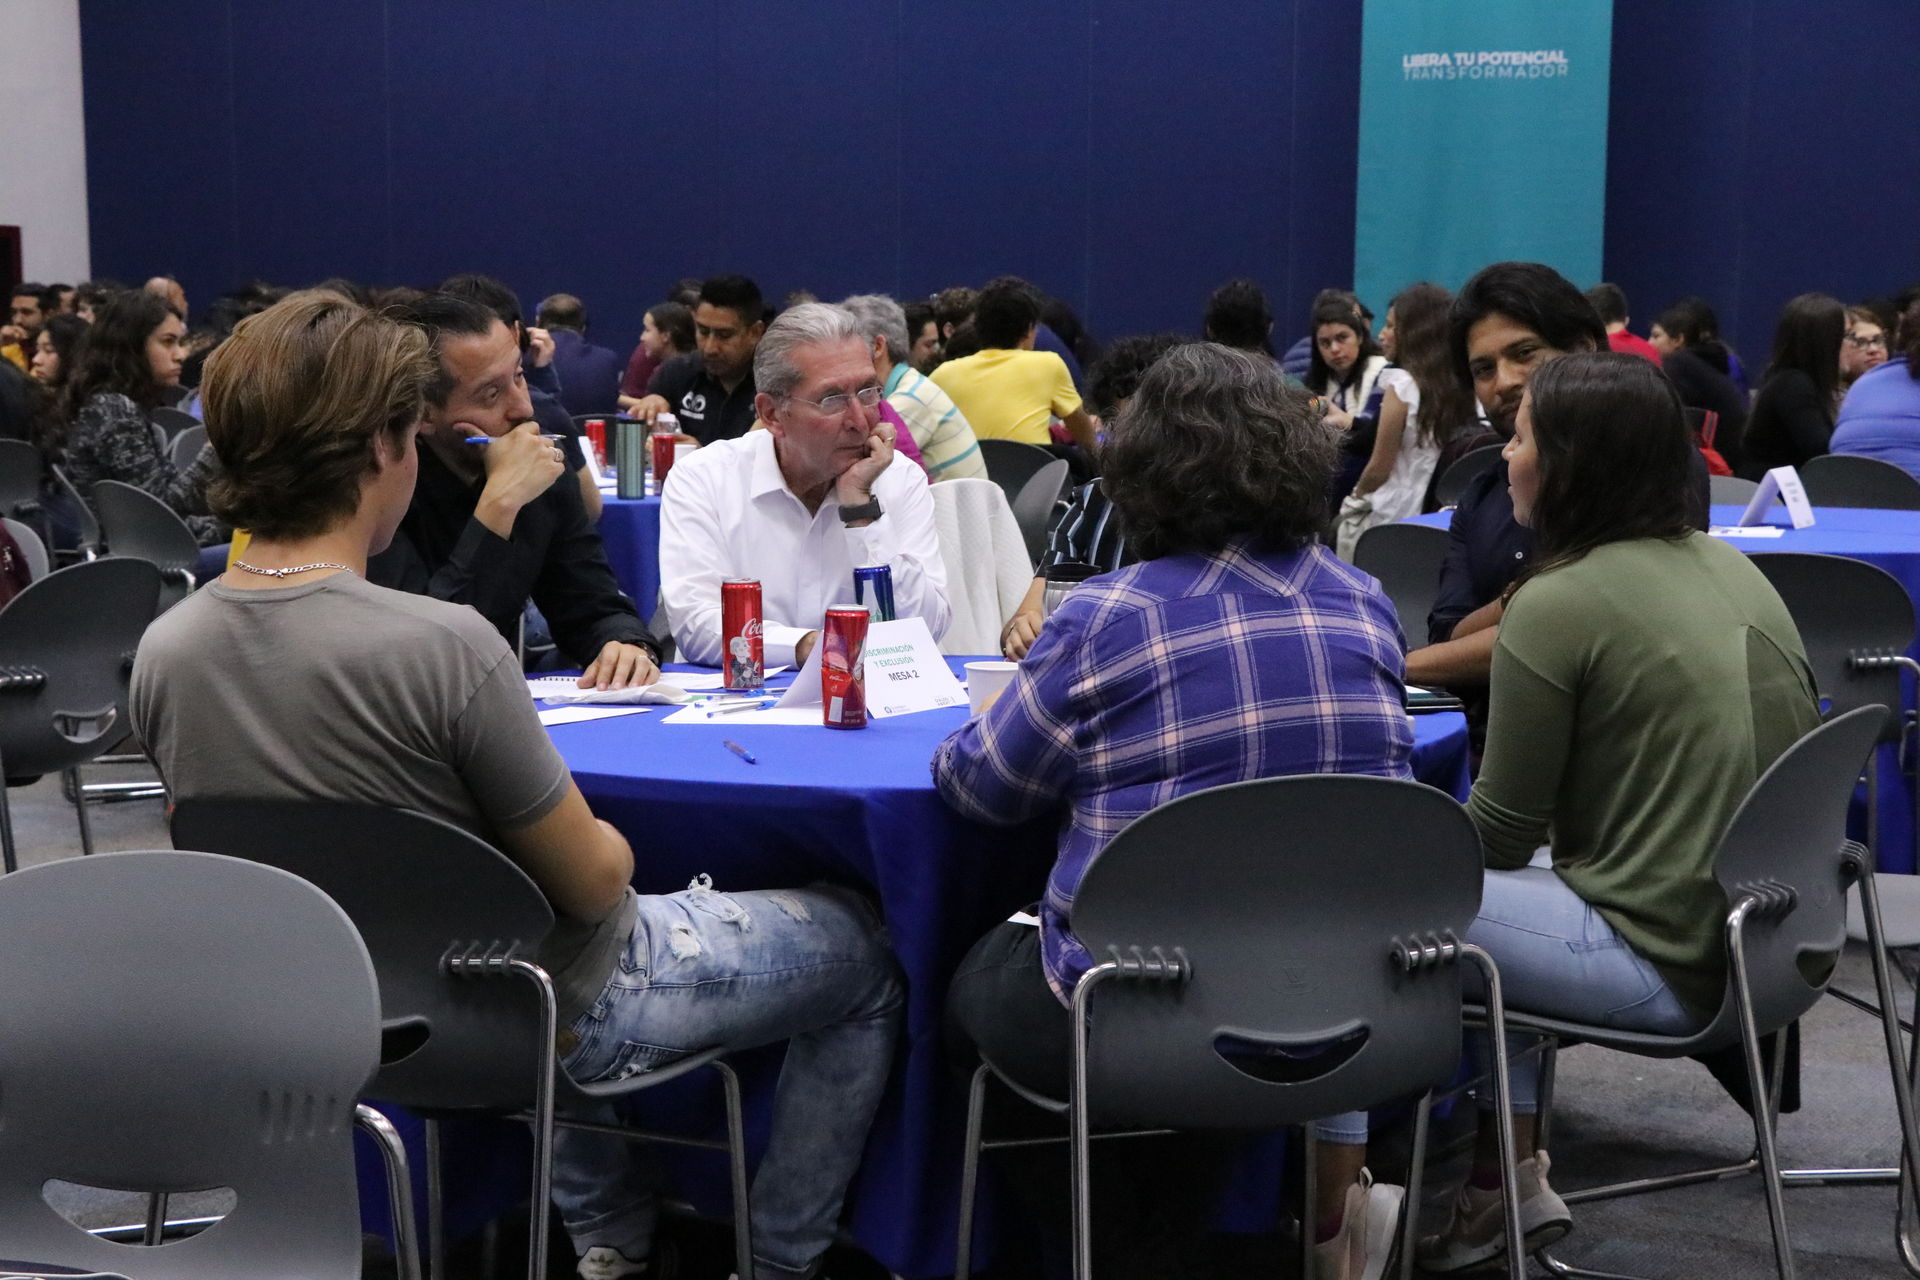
[1354,0,1614,315]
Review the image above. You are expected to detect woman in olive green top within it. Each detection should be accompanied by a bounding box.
[1419,353,1822,1274]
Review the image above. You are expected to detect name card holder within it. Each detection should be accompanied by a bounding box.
[1738,466,1816,529]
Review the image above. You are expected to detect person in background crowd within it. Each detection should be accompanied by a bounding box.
[841,293,986,481]
[1336,283,1473,555]
[1307,296,1389,504]
[930,276,1098,476]
[368,292,657,685]
[49,284,76,315]
[73,280,124,324]
[943,343,1411,1280]
[1832,297,1920,480]
[1283,288,1372,381]
[60,289,226,550]
[617,299,695,414]
[1418,352,1820,1273]
[1404,263,1609,725]
[1038,293,1098,391]
[1585,283,1662,364]
[629,274,768,446]
[1203,278,1277,360]
[904,300,942,373]
[132,289,904,1280]
[538,293,627,418]
[999,332,1189,659]
[143,275,188,323]
[941,320,983,363]
[181,281,285,393]
[0,358,32,445]
[659,303,950,670]
[1841,304,1890,394]
[932,285,978,342]
[29,313,87,391]
[1649,296,1750,476]
[3,283,56,371]
[1741,292,1846,475]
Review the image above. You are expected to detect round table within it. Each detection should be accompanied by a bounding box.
[544,660,1473,1275]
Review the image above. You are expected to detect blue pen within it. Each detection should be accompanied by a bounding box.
[706,699,775,718]
[464,433,566,444]
[723,738,758,765]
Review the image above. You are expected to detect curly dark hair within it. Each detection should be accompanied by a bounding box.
[1102,342,1335,560]
[1202,279,1275,354]
[62,288,180,421]
[973,276,1042,349]
[1086,333,1190,417]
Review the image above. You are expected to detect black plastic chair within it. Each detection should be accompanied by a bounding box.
[168,423,208,473]
[1799,454,1920,512]
[0,849,420,1279]
[170,799,753,1280]
[49,465,102,561]
[0,439,43,519]
[1433,444,1503,509]
[2,517,48,581]
[93,480,200,613]
[1352,520,1449,646]
[0,557,161,872]
[1010,457,1069,567]
[150,405,200,440]
[1712,473,1761,505]
[977,438,1060,503]
[1507,707,1919,1280]
[954,775,1524,1280]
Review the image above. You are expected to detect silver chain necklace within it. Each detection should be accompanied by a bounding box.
[231,560,354,579]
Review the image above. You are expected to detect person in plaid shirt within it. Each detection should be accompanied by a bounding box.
[936,342,1413,1280]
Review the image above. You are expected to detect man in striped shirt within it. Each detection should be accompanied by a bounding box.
[840,294,986,481]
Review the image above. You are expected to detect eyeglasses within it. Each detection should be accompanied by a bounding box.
[785,385,884,415]
[1846,332,1888,350]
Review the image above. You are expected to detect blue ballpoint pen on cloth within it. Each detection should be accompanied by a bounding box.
[723,739,758,765]
[465,433,565,444]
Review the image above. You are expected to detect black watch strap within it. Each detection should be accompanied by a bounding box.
[839,497,884,524]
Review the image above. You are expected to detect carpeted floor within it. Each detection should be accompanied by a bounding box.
[10,764,1917,1277]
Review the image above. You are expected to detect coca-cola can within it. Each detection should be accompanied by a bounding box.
[721,579,764,691]
[821,604,869,730]
[651,426,679,492]
[583,418,608,469]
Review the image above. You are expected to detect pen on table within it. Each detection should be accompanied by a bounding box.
[464,433,566,444]
[723,738,758,765]
[706,699,776,718]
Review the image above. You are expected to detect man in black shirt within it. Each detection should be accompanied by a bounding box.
[629,274,766,445]
[368,293,661,689]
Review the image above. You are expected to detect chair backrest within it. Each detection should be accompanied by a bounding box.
[0,557,161,777]
[170,799,561,1111]
[0,850,379,1277]
[1070,775,1483,1129]
[930,477,1035,655]
[50,464,102,555]
[976,438,1059,501]
[169,423,208,473]
[3,517,49,581]
[1433,444,1503,508]
[1710,473,1760,505]
[93,480,201,612]
[150,405,201,440]
[1748,552,1912,739]
[1799,453,1920,511]
[1702,705,1887,1039]
[0,438,42,515]
[1009,457,1069,567]
[1352,521,1449,644]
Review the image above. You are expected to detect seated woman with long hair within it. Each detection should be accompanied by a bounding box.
[1742,292,1847,476]
[1418,352,1821,1273]
[60,289,226,546]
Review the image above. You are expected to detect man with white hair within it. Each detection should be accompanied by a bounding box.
[660,303,951,669]
[839,294,987,481]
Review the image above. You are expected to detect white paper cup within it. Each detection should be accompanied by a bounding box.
[965,660,1019,717]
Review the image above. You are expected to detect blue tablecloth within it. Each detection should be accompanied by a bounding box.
[544,659,1470,1275]
[597,494,661,616]
[1406,504,1920,872]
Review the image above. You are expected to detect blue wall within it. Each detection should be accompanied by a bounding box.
[79,1,1920,360]
[79,0,1360,356]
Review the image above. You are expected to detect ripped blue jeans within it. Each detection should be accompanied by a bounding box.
[551,877,903,1280]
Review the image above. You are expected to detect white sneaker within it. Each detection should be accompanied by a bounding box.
[1310,1167,1405,1280]
[1416,1150,1572,1273]
[579,1245,650,1280]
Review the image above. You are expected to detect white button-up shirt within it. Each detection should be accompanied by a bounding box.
[659,429,951,667]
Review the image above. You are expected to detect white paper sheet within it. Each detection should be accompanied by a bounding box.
[661,704,825,727]
[1709,525,1787,540]
[863,618,969,717]
[537,706,653,726]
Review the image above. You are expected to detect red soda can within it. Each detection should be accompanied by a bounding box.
[821,604,869,730]
[650,429,678,490]
[584,418,608,469]
[721,579,765,690]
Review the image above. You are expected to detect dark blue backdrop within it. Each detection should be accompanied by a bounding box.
[79,1,1920,362]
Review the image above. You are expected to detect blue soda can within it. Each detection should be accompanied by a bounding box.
[853,565,896,622]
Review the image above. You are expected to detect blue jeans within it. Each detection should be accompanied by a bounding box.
[1464,862,1701,1114]
[552,879,903,1279]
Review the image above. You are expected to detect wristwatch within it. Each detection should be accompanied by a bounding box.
[839,497,884,525]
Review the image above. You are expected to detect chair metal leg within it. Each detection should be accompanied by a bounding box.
[0,753,17,874]
[1729,903,1798,1280]
[358,1103,425,1280]
[955,1062,990,1279]
[66,767,95,855]
[507,958,560,1280]
[1068,966,1116,1280]
[713,1060,754,1280]
[1461,944,1526,1280]
[1854,866,1920,1276]
[1301,1128,1318,1280]
[142,1191,168,1245]
[1398,1091,1433,1280]
[426,1117,446,1280]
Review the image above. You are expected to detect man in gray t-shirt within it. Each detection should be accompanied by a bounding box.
[132,290,901,1280]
